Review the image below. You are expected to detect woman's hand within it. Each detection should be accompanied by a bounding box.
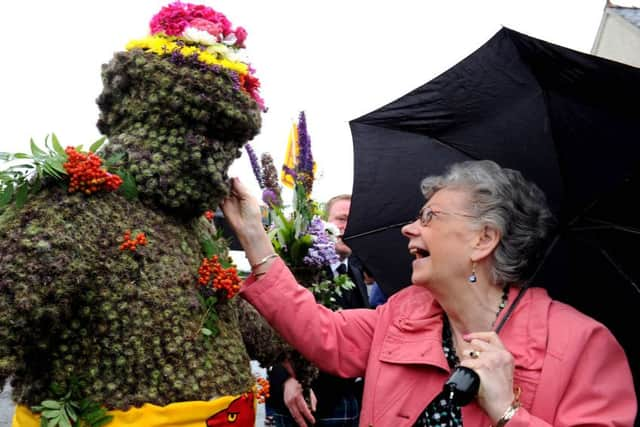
[220,178,275,268]
[459,331,516,423]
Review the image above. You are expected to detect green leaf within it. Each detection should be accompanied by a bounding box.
[0,152,29,161]
[40,416,48,427]
[89,136,106,154]
[42,409,62,418]
[59,414,72,427]
[31,175,42,194]
[115,170,138,200]
[200,238,216,258]
[83,408,110,425]
[83,408,105,424]
[64,404,78,422]
[50,414,62,427]
[290,234,313,264]
[45,157,67,176]
[6,163,34,170]
[41,400,63,410]
[42,162,63,180]
[51,134,66,157]
[201,327,213,336]
[50,382,65,396]
[92,415,114,427]
[104,152,125,168]
[0,183,14,206]
[15,182,29,209]
[30,138,47,157]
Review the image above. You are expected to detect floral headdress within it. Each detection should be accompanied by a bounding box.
[126,1,263,109]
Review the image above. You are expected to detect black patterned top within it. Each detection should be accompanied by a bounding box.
[413,315,463,427]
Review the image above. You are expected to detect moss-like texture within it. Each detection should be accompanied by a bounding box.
[0,43,285,411]
[97,49,261,217]
[0,187,255,408]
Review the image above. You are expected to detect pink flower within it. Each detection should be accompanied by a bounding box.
[235,26,248,48]
[190,17,223,38]
[148,2,235,39]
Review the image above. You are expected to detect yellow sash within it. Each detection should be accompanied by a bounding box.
[13,393,256,427]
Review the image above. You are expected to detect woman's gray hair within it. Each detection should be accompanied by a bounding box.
[421,160,556,286]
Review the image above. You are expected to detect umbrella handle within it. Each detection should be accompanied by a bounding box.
[494,286,528,333]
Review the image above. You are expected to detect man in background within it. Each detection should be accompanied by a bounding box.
[265,194,370,427]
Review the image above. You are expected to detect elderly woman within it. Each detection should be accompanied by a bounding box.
[222,160,636,426]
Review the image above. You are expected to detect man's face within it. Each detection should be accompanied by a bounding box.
[328,199,352,259]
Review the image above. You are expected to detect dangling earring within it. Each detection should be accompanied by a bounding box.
[468,262,477,284]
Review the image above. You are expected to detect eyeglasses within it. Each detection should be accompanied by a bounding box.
[417,206,476,227]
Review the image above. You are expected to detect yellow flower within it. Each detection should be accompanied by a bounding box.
[125,35,248,75]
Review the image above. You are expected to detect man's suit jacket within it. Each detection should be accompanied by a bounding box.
[335,256,369,310]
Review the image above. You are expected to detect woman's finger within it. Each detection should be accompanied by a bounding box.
[464,331,505,349]
[466,338,494,353]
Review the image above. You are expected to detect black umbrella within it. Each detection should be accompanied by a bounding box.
[344,27,640,399]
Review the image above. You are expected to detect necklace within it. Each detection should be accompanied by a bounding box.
[491,284,510,329]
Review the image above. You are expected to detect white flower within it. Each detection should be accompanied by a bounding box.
[222,33,238,46]
[323,221,341,242]
[183,27,218,46]
[206,44,245,63]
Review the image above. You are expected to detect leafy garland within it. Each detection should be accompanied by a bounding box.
[0,134,136,214]
[30,379,113,427]
[196,224,242,342]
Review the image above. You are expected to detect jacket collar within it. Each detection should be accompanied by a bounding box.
[379,285,450,371]
[379,285,552,373]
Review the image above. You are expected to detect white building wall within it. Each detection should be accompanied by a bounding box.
[592,10,640,67]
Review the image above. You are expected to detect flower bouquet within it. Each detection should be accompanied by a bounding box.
[245,112,355,310]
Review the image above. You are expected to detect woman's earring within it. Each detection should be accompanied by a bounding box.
[468,262,477,284]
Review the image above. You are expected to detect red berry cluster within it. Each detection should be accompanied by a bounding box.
[63,146,123,194]
[198,255,241,299]
[119,230,148,251]
[254,377,270,403]
[204,210,214,221]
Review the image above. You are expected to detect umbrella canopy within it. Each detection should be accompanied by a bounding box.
[344,27,640,398]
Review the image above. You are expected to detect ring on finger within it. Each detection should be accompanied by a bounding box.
[469,350,481,359]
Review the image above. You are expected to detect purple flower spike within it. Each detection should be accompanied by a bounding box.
[261,153,283,208]
[245,144,263,188]
[296,111,313,176]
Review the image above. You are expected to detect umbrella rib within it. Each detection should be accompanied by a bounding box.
[343,221,412,241]
[595,246,640,295]
[570,218,640,235]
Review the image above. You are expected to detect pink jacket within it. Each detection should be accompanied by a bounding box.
[242,259,637,426]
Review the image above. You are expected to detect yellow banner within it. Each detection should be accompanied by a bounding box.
[281,122,298,189]
[14,393,255,427]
